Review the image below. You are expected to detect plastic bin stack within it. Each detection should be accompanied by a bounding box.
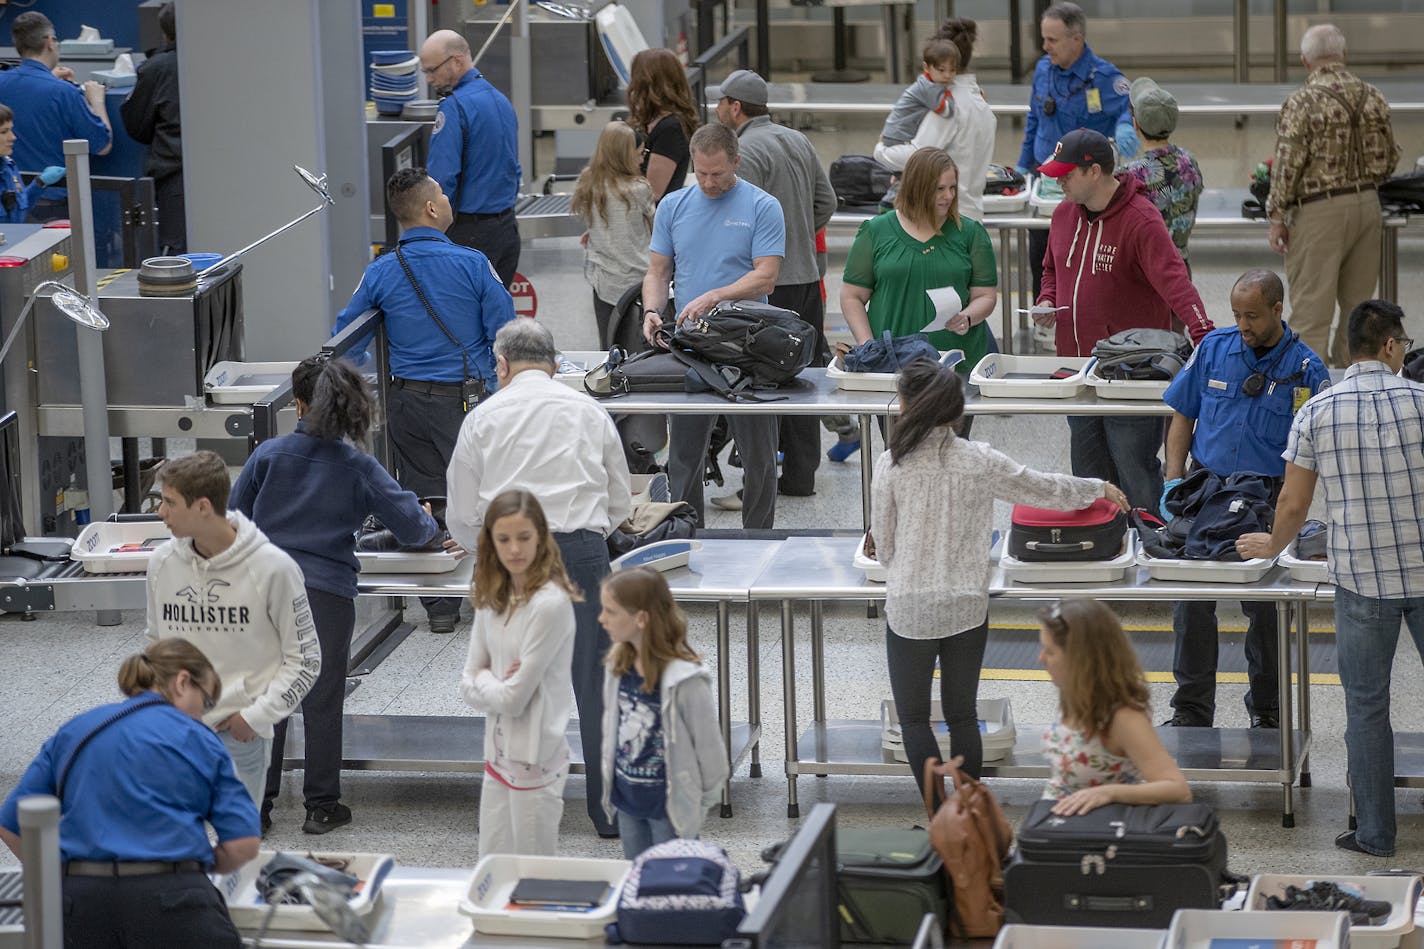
[370,50,420,116]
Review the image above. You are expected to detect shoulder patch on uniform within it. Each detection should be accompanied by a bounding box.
[432,112,446,135]
[1113,76,1130,96]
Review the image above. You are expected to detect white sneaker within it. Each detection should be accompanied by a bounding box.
[710,492,743,511]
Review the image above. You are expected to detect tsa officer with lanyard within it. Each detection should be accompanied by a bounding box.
[1160,270,1329,730]
[420,29,522,288]
[0,638,259,948]
[1018,2,1133,295]
[334,168,515,633]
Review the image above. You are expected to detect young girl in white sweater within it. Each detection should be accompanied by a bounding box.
[459,490,580,856]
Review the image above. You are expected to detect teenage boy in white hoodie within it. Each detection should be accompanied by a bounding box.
[146,451,321,805]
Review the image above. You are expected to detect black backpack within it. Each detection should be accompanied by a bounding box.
[829,155,893,211]
[1092,329,1193,381]
[1379,169,1424,213]
[665,300,818,398]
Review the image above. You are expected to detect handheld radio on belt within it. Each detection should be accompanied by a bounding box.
[394,241,489,411]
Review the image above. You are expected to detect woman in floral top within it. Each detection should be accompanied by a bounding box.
[1037,599,1191,815]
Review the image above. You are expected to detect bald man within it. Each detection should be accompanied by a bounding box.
[419,30,522,287]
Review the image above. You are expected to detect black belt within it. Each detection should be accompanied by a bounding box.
[65,860,206,877]
[391,376,464,396]
[1294,182,1376,209]
[456,207,514,220]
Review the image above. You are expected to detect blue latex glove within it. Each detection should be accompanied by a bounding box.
[1159,477,1184,522]
[1014,164,1033,178]
[39,166,65,186]
[1114,122,1139,159]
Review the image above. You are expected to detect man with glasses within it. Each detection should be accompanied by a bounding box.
[0,12,111,223]
[418,29,521,288]
[1240,300,1424,858]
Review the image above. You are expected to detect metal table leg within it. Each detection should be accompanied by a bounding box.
[747,600,762,778]
[781,599,799,818]
[717,600,734,817]
[1277,600,1296,827]
[811,600,826,722]
[860,411,879,620]
[998,229,1014,354]
[1297,601,1312,788]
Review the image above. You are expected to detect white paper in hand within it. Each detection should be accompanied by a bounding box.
[920,286,965,334]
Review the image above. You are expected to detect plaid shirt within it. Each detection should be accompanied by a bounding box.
[1284,361,1424,598]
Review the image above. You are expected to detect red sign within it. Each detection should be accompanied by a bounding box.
[509,272,537,319]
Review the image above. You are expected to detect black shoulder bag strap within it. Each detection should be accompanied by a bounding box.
[394,242,485,411]
[56,693,168,800]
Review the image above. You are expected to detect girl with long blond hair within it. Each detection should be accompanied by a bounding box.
[571,121,655,346]
[626,48,699,203]
[459,490,580,855]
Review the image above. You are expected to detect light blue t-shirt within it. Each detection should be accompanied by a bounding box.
[650,178,785,305]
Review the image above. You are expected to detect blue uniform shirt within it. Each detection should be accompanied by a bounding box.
[1018,47,1130,170]
[0,156,42,224]
[0,693,257,863]
[0,59,110,201]
[1164,323,1330,478]
[650,178,785,306]
[426,70,520,215]
[332,226,516,383]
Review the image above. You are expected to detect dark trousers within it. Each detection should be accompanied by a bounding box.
[387,381,465,618]
[154,171,187,256]
[1067,415,1164,513]
[1170,599,1279,725]
[265,587,355,810]
[555,528,619,835]
[668,413,779,528]
[63,873,242,949]
[593,292,617,350]
[771,281,825,496]
[447,208,520,288]
[886,619,989,798]
[1029,226,1048,299]
[25,196,68,224]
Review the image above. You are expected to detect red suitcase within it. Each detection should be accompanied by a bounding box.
[1008,498,1127,562]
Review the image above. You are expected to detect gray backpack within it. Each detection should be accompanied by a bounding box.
[1092,329,1192,381]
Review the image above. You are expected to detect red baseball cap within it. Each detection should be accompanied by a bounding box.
[1037,129,1114,178]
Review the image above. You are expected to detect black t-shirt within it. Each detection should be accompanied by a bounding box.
[640,115,690,202]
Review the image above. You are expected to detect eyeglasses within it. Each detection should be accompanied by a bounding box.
[1392,336,1415,351]
[421,54,454,76]
[193,677,217,713]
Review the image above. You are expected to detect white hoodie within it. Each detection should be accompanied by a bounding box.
[144,510,320,737]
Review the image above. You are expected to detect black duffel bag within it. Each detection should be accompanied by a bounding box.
[829,154,894,211]
[1092,328,1192,382]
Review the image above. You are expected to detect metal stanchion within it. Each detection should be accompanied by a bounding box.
[18,795,62,949]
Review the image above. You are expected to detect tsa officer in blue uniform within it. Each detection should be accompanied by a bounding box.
[1017,2,1132,294]
[0,638,259,949]
[0,104,65,224]
[420,29,522,288]
[333,167,515,633]
[1160,270,1329,730]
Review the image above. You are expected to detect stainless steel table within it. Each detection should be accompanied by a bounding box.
[750,534,1320,825]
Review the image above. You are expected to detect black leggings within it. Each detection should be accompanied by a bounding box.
[886,619,989,797]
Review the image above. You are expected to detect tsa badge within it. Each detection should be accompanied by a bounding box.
[432,111,446,135]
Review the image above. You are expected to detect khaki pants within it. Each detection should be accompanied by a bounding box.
[1285,190,1382,368]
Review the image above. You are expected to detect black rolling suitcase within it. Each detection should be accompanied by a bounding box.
[1004,801,1232,929]
[1007,498,1127,562]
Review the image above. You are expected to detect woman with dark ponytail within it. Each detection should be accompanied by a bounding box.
[869,358,1129,799]
[1,638,258,947]
[231,355,439,836]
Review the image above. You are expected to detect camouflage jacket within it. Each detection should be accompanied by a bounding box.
[1268,64,1399,222]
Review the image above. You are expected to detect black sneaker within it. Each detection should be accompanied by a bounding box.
[429,613,457,634]
[1250,712,1281,729]
[1161,714,1210,727]
[303,802,352,835]
[260,808,272,836]
[1266,881,1391,925]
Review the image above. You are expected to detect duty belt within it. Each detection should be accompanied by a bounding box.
[65,860,206,877]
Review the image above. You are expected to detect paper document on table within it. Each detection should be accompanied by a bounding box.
[920,286,965,334]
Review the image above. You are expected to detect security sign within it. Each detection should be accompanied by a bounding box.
[510,272,538,319]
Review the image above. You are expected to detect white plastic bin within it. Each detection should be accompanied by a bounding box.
[459,854,630,938]
[203,361,299,404]
[213,851,393,932]
[1029,174,1064,212]
[1085,360,1172,401]
[881,697,1017,763]
[969,354,1092,398]
[1000,534,1136,584]
[992,923,1164,949]
[1278,541,1328,584]
[854,533,885,581]
[827,350,962,391]
[356,550,460,574]
[1136,551,1275,583]
[555,351,606,390]
[1244,873,1420,949]
[1166,907,1351,948]
[982,192,1029,214]
[70,521,171,574]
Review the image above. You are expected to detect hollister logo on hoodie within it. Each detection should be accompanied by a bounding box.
[164,579,250,627]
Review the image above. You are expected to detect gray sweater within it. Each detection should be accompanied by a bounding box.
[734,116,837,286]
[870,429,1104,639]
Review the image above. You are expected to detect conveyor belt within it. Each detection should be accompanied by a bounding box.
[514,192,581,239]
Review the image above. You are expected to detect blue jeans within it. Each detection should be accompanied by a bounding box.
[1067,415,1164,513]
[619,813,678,861]
[1170,599,1279,725]
[1334,586,1424,856]
[222,730,273,808]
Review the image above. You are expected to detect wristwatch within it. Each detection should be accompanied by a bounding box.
[644,309,661,319]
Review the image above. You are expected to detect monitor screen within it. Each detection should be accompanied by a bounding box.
[731,803,839,949]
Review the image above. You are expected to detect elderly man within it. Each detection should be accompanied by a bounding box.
[642,123,785,528]
[1241,300,1424,858]
[333,167,515,633]
[1161,270,1328,731]
[1018,2,1132,295]
[715,69,836,501]
[447,319,631,838]
[0,11,110,222]
[1034,128,1211,511]
[419,29,522,287]
[1267,24,1399,368]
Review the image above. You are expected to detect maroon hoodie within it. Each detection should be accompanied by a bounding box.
[1039,174,1212,357]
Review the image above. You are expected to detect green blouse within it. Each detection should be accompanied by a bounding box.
[843,211,999,374]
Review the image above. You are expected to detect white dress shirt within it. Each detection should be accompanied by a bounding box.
[446,368,633,548]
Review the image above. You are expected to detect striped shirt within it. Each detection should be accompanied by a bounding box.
[1284,361,1424,598]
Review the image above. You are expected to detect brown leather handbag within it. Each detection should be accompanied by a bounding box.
[922,757,1012,939]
